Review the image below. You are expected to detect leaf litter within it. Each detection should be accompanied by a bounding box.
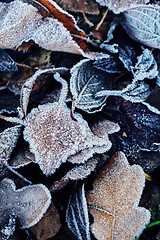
[0,0,160,239]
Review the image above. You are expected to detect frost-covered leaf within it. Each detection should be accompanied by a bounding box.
[0,49,18,72]
[70,59,113,113]
[0,125,22,168]
[0,178,51,229]
[87,152,151,240]
[132,49,158,81]
[123,5,160,49]
[93,55,124,73]
[95,0,149,14]
[66,183,91,240]
[30,203,61,240]
[0,0,91,57]
[54,0,99,14]
[96,79,152,103]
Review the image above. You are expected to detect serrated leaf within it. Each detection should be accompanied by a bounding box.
[122,5,160,49]
[0,49,18,72]
[70,59,113,113]
[66,183,91,240]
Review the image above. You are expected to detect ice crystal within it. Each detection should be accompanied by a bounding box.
[87,152,151,240]
[0,178,51,228]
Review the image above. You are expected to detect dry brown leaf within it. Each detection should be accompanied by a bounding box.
[0,0,92,57]
[86,152,151,240]
[95,0,150,13]
[54,0,99,14]
[30,203,61,240]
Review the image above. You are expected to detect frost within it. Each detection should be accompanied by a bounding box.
[0,49,18,72]
[1,214,16,240]
[0,178,51,228]
[0,0,88,56]
[132,49,158,81]
[66,183,91,240]
[86,152,151,240]
[0,125,22,168]
[123,5,160,49]
[70,59,113,113]
[23,102,118,175]
[95,0,149,14]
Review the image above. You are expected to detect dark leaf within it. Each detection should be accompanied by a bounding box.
[0,49,18,72]
[66,183,91,240]
[70,59,113,113]
[103,97,160,152]
[93,55,124,73]
[122,5,160,49]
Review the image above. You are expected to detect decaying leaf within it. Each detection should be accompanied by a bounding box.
[95,0,149,14]
[0,125,22,168]
[66,183,91,240]
[70,59,114,113]
[0,0,90,57]
[87,152,151,240]
[31,203,61,240]
[0,49,18,72]
[0,178,51,229]
[123,5,160,49]
[54,0,99,14]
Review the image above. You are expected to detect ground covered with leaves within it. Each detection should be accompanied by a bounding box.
[0,0,160,240]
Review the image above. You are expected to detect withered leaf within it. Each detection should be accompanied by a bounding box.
[0,0,89,57]
[66,183,91,240]
[95,0,149,13]
[87,152,151,240]
[0,178,51,228]
[0,49,18,72]
[123,5,160,49]
[31,203,61,240]
[70,59,113,113]
[54,0,99,14]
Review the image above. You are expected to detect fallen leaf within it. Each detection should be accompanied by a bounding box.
[0,178,51,228]
[31,203,61,240]
[95,0,149,13]
[66,183,91,240]
[0,0,89,57]
[70,59,113,113]
[86,152,151,240]
[122,5,160,49]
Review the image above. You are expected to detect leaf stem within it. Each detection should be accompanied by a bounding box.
[88,205,113,216]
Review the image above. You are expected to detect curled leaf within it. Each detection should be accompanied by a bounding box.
[87,152,151,240]
[66,183,91,240]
